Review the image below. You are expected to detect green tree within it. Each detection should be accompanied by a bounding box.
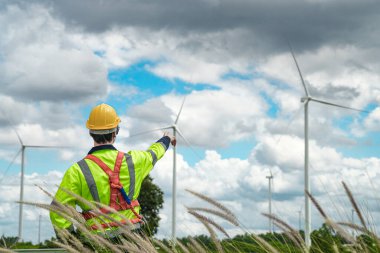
[310,223,346,253]
[0,235,18,249]
[138,175,164,235]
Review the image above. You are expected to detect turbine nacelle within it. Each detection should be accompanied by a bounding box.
[300,97,310,103]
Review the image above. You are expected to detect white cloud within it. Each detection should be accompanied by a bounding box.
[149,56,227,84]
[0,4,108,102]
[125,84,268,148]
[259,45,379,110]
[364,107,380,131]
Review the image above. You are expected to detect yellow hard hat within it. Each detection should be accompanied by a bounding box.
[86,103,121,134]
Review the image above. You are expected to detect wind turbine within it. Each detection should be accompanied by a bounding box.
[288,45,368,248]
[0,110,66,241]
[297,207,302,232]
[129,97,197,244]
[266,172,274,233]
[15,131,66,241]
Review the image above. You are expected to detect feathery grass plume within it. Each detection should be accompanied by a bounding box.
[261,213,306,250]
[35,185,84,223]
[250,233,280,253]
[199,219,225,253]
[55,185,105,217]
[55,227,70,245]
[130,234,158,253]
[186,207,239,226]
[59,228,85,253]
[282,230,305,251]
[176,239,191,253]
[305,190,328,219]
[53,184,136,231]
[117,238,142,253]
[152,238,175,253]
[45,204,126,253]
[36,185,86,221]
[73,222,125,253]
[188,237,208,253]
[279,226,307,252]
[325,218,356,244]
[305,190,356,244]
[53,240,81,253]
[55,185,141,237]
[186,189,237,221]
[28,185,154,253]
[338,222,367,234]
[342,181,368,231]
[187,209,230,238]
[21,199,85,231]
[338,221,380,249]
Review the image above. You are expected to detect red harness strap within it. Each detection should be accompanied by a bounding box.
[83,152,142,230]
[85,152,128,211]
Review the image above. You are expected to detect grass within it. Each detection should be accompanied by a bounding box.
[1,181,379,252]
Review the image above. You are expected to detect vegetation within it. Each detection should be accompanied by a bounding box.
[1,181,379,252]
[138,175,164,236]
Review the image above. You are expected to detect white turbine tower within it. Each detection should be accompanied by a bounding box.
[289,45,368,248]
[266,172,274,233]
[297,207,302,232]
[129,97,197,244]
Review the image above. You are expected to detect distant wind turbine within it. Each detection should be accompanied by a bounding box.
[288,44,368,248]
[266,172,274,233]
[298,209,302,231]
[0,109,66,241]
[14,131,65,241]
[129,97,199,245]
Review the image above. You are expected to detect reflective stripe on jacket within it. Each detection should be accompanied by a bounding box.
[49,141,167,230]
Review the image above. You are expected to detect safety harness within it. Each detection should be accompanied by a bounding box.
[80,151,143,230]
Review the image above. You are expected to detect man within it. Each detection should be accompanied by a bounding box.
[50,103,175,238]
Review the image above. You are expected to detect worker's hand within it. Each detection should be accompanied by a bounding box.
[163,132,176,146]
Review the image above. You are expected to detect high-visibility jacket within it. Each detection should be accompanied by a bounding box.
[49,138,168,232]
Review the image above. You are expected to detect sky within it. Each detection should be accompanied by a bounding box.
[1,0,380,243]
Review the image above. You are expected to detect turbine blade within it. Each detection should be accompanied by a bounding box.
[0,147,22,185]
[175,127,202,160]
[24,145,70,149]
[174,97,186,124]
[288,41,310,96]
[0,107,23,145]
[128,126,172,138]
[14,130,23,146]
[310,98,369,113]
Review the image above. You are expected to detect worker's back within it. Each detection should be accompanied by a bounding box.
[49,103,175,238]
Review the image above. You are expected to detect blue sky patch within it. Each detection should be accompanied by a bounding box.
[216,138,256,159]
[337,132,380,159]
[0,148,72,179]
[260,92,278,118]
[222,70,254,80]
[107,61,220,107]
[94,50,106,58]
[331,102,376,132]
